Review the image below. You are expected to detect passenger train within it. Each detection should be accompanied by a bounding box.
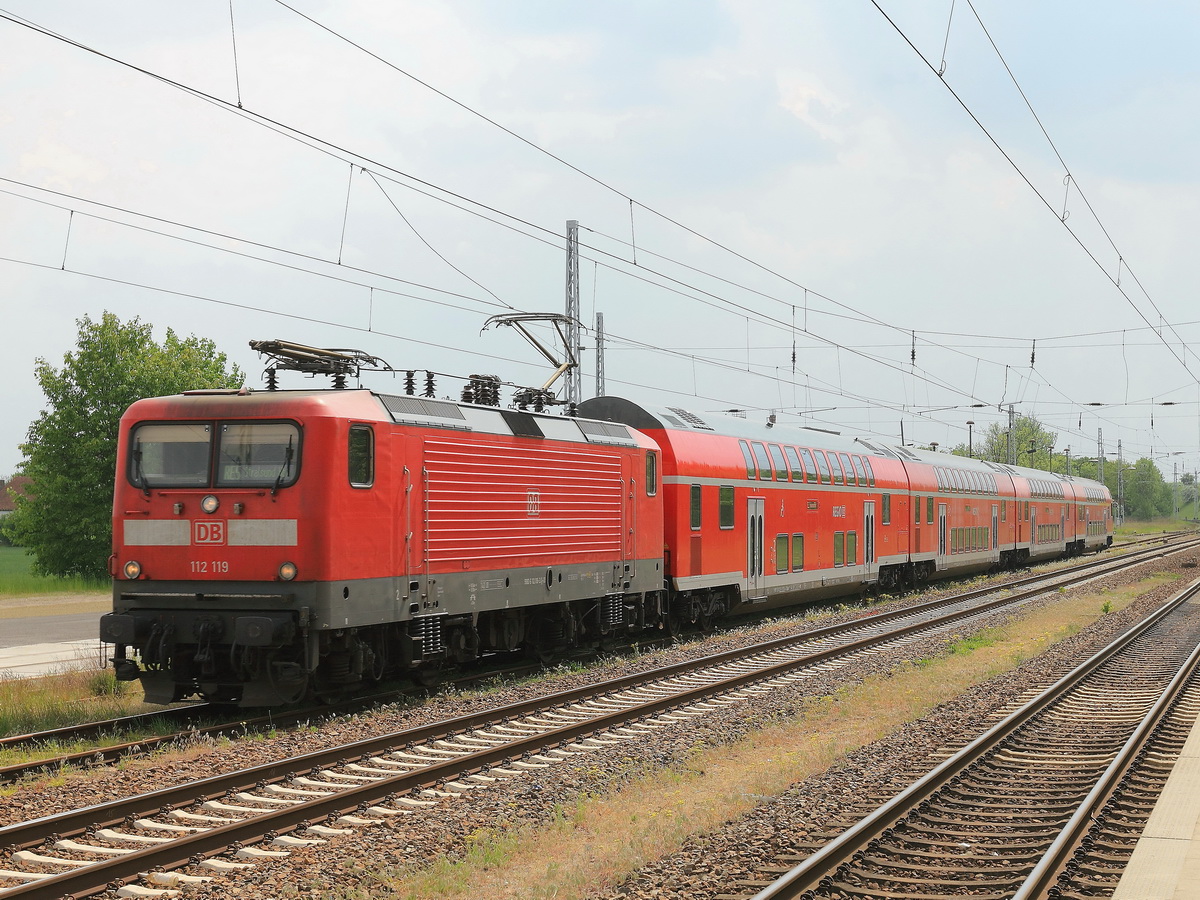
[101,347,1114,706]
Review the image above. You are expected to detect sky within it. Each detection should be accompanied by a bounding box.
[2,1,1199,483]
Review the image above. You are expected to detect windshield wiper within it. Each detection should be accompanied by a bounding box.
[271,436,295,497]
[132,441,151,497]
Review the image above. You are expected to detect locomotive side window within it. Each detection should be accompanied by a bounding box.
[690,484,702,530]
[792,533,804,571]
[739,441,756,479]
[751,442,772,480]
[719,486,735,529]
[129,423,212,488]
[775,534,788,573]
[799,448,818,482]
[216,422,301,488]
[348,424,374,487]
[646,452,658,495]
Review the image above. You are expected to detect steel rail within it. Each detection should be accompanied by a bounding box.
[1010,613,1200,898]
[1,536,1185,785]
[0,540,1190,898]
[750,576,1200,900]
[2,538,1181,850]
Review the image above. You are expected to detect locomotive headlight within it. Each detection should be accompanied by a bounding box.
[123,560,142,580]
[278,561,297,582]
[200,494,220,514]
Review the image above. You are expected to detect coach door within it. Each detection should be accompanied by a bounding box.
[938,503,947,566]
[863,501,877,580]
[747,497,766,601]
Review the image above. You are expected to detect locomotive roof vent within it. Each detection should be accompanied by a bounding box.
[250,339,392,390]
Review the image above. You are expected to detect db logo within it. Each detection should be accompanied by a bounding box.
[193,521,226,545]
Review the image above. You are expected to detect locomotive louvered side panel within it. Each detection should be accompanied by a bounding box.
[424,439,625,563]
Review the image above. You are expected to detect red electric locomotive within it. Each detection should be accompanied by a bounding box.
[103,345,1112,707]
[103,375,664,705]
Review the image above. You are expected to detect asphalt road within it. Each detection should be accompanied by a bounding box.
[0,612,102,649]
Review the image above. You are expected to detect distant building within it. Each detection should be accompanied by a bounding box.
[0,475,31,523]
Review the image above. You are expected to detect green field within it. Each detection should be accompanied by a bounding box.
[0,546,107,597]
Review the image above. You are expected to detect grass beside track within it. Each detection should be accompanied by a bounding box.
[0,546,107,598]
[348,573,1178,900]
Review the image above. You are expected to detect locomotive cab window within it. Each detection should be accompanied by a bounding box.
[646,451,658,495]
[348,424,374,487]
[216,422,301,488]
[129,423,212,488]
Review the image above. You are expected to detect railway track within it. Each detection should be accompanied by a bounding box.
[742,575,1200,900]
[2,536,1188,789]
[0,539,1192,897]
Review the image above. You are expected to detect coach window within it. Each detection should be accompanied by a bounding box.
[834,532,845,566]
[739,440,756,479]
[829,453,845,484]
[881,493,891,524]
[719,486,735,529]
[646,451,658,496]
[769,444,789,481]
[799,448,819,482]
[914,495,922,523]
[838,453,856,485]
[751,442,772,480]
[690,485,702,530]
[348,424,374,487]
[863,458,876,487]
[792,534,804,571]
[814,450,832,484]
[927,495,934,524]
[775,534,789,574]
[784,446,804,481]
[847,531,857,566]
[851,455,868,485]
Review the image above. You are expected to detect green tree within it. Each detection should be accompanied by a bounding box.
[1119,458,1172,520]
[951,415,1059,471]
[2,313,243,579]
